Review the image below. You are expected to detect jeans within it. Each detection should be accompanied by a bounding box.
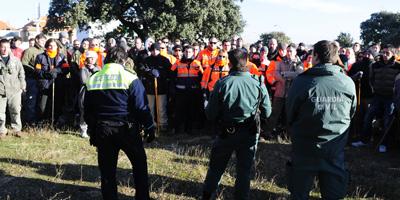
[147,94,168,127]
[361,95,395,144]
[22,78,38,125]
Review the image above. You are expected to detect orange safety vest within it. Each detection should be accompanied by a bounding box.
[79,50,87,69]
[303,61,312,71]
[171,59,203,89]
[247,61,261,76]
[266,60,277,85]
[196,48,219,68]
[201,63,230,92]
[89,48,105,69]
[161,50,177,65]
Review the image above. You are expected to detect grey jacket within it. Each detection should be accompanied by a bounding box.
[80,65,100,85]
[0,54,26,96]
[274,56,304,98]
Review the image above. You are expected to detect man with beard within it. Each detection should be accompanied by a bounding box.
[267,38,278,61]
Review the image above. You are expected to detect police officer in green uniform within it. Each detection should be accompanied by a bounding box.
[202,49,272,200]
[285,40,357,199]
[84,47,155,200]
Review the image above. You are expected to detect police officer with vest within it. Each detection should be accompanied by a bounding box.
[84,47,155,200]
[285,40,356,199]
[202,49,272,200]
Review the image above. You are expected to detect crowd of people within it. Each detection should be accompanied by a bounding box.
[1,30,400,200]
[0,32,399,151]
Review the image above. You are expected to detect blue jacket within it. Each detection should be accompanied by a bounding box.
[84,63,154,130]
[34,52,69,90]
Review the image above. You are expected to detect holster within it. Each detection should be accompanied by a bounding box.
[218,114,261,139]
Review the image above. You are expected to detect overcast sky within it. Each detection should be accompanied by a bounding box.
[1,0,398,44]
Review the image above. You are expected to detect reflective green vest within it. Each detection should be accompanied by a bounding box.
[86,63,137,91]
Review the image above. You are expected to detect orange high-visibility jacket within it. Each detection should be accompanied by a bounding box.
[303,61,312,71]
[89,48,105,68]
[171,59,203,89]
[201,63,230,92]
[161,51,177,65]
[247,61,261,76]
[266,60,277,85]
[196,48,219,69]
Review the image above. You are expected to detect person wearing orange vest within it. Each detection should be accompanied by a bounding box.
[89,38,105,68]
[170,45,203,134]
[303,52,313,71]
[247,60,260,76]
[201,50,230,97]
[192,42,201,58]
[160,42,177,65]
[266,43,303,139]
[196,37,219,69]
[266,43,288,92]
[172,45,183,61]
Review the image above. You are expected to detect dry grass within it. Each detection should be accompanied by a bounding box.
[0,128,399,199]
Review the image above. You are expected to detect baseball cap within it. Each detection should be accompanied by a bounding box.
[86,51,98,59]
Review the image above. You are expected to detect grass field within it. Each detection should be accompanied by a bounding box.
[0,128,399,200]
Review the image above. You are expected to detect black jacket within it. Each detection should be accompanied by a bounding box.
[138,54,172,95]
[348,58,374,98]
[35,52,69,90]
[370,58,400,97]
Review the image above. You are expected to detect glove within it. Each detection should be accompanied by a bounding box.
[151,69,160,78]
[144,126,156,143]
[351,71,363,80]
[51,71,58,79]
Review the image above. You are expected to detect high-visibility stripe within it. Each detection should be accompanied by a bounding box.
[86,63,137,91]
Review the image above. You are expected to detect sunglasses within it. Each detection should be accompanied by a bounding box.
[210,42,218,44]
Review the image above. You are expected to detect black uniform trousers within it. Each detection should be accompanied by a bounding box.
[173,88,203,133]
[95,122,150,200]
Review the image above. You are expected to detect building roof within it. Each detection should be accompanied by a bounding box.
[0,20,16,30]
[22,16,47,32]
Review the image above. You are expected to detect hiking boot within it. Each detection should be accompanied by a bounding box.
[351,141,367,147]
[378,145,387,153]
